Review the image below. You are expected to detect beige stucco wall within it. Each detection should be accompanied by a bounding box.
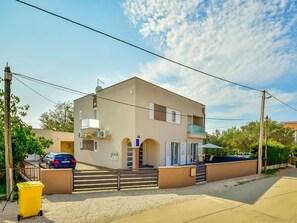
[33,129,74,153]
[135,78,205,166]
[206,160,257,182]
[74,80,137,169]
[74,77,205,169]
[158,166,196,189]
[40,169,73,194]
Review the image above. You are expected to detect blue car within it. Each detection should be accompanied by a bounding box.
[39,152,76,169]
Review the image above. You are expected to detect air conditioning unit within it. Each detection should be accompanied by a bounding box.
[96,130,111,139]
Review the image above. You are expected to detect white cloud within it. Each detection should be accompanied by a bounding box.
[124,0,297,129]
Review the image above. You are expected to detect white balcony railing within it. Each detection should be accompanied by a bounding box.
[81,119,100,129]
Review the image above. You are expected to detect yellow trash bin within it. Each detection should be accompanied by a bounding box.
[16,181,44,221]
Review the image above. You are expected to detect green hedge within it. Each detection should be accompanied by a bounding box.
[251,141,291,165]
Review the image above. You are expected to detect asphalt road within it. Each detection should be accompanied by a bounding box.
[112,169,297,223]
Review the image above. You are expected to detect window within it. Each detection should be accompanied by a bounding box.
[190,143,198,162]
[154,104,166,121]
[127,147,133,169]
[166,108,180,124]
[188,115,204,126]
[82,140,94,151]
[149,103,180,124]
[171,142,180,165]
[172,111,176,122]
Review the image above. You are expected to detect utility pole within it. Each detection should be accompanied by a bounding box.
[4,64,14,201]
[264,115,268,172]
[257,90,266,174]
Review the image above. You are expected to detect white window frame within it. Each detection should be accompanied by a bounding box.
[166,108,181,124]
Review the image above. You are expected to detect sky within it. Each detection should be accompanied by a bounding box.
[0,0,296,133]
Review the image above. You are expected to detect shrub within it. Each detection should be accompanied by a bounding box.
[250,140,291,165]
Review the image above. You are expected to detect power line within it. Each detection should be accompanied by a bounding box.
[13,73,86,95]
[266,91,297,112]
[14,76,58,104]
[13,72,250,121]
[16,0,262,93]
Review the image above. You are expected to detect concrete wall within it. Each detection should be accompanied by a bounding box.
[206,160,257,182]
[158,166,196,189]
[33,129,74,154]
[40,169,73,194]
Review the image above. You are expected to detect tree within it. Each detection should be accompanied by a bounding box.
[208,119,295,152]
[39,102,74,132]
[0,79,53,169]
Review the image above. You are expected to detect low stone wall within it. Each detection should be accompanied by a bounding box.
[158,166,196,189]
[206,160,257,182]
[40,169,73,194]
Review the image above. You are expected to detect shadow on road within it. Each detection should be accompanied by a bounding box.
[213,168,297,205]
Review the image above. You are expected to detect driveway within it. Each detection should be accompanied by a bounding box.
[112,168,297,223]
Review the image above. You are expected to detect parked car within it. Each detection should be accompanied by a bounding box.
[39,152,76,169]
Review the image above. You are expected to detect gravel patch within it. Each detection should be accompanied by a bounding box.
[1,168,295,223]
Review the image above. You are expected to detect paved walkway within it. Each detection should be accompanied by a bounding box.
[112,168,297,223]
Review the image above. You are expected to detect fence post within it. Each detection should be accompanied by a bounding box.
[117,169,121,191]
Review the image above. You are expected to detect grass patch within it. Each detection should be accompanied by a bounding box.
[264,169,279,175]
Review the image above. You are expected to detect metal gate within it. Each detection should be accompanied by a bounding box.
[196,163,206,183]
[73,168,159,192]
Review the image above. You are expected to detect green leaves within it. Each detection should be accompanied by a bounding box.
[39,102,74,132]
[207,119,295,153]
[251,141,291,165]
[0,80,53,168]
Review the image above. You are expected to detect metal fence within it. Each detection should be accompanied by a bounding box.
[73,168,159,192]
[0,162,41,196]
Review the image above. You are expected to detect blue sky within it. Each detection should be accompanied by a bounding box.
[0,0,297,132]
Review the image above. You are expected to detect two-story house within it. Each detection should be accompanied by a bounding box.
[74,77,206,169]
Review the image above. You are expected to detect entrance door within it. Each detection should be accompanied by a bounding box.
[127,147,133,169]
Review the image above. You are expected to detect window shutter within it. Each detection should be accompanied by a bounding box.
[165,142,171,166]
[186,142,191,164]
[176,111,181,124]
[149,103,154,120]
[198,143,203,156]
[180,142,187,165]
[166,108,171,122]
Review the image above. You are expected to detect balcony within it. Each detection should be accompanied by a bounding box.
[187,124,206,139]
[81,119,100,133]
